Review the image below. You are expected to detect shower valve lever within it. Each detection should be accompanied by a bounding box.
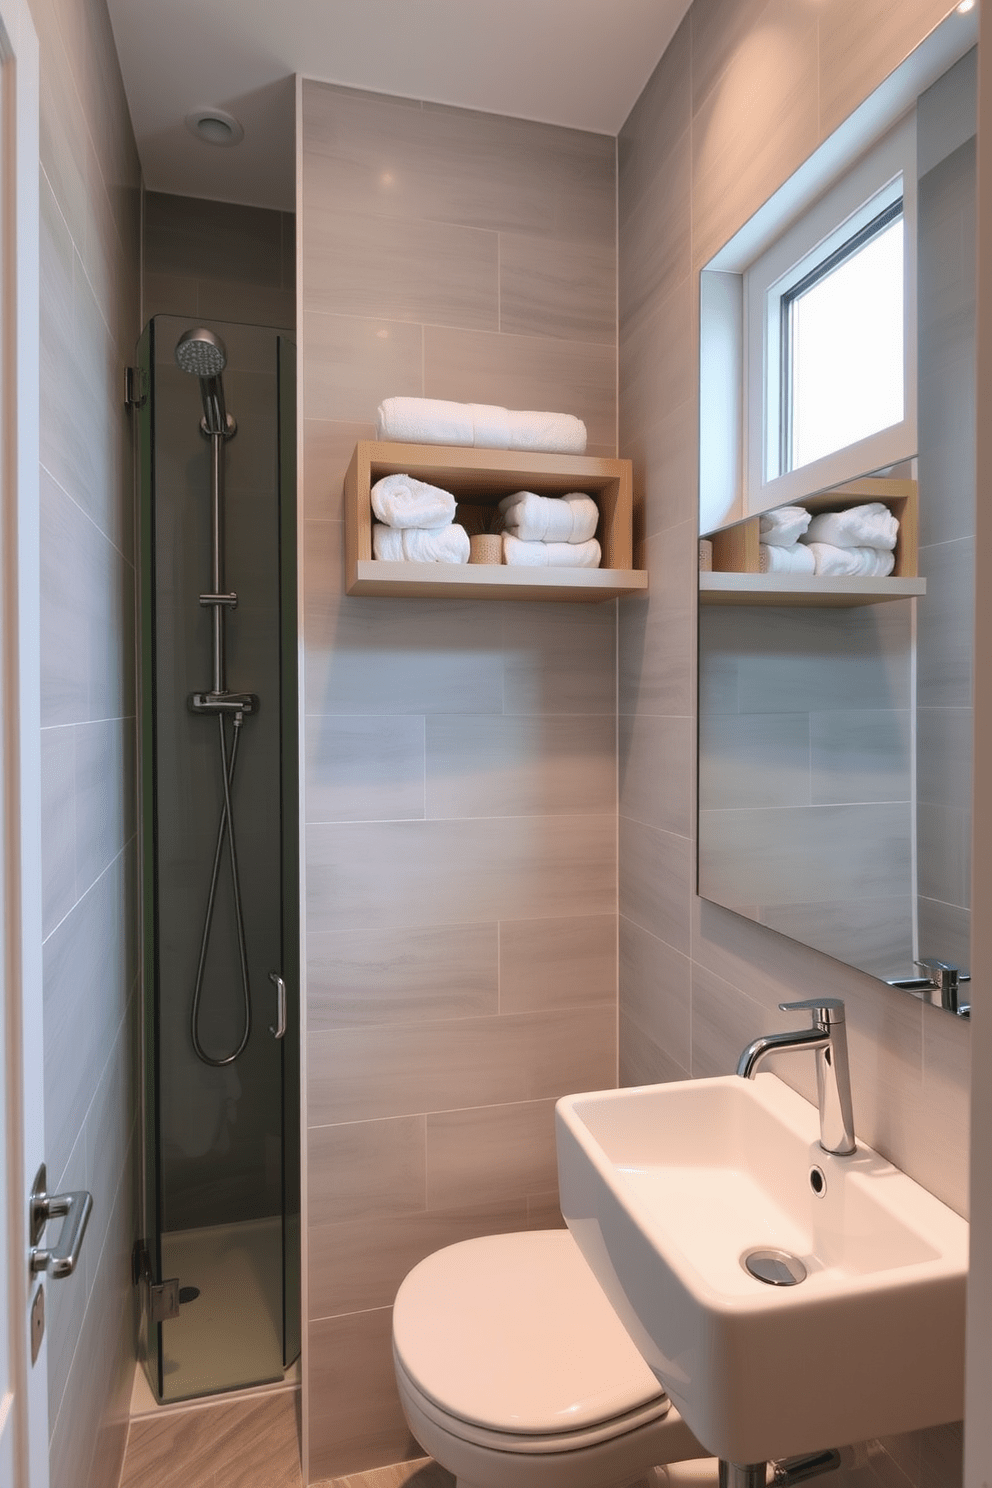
[199,591,238,609]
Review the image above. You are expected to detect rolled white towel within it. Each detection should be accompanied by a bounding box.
[376,398,474,446]
[502,534,601,569]
[802,502,898,551]
[758,542,816,574]
[376,396,587,455]
[497,490,599,544]
[759,506,811,546]
[372,523,470,564]
[805,542,895,577]
[370,472,456,530]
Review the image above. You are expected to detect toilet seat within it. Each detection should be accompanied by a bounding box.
[393,1230,670,1443]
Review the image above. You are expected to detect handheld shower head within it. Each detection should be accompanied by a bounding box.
[175,327,234,436]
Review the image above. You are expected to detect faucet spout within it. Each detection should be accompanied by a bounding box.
[736,998,856,1157]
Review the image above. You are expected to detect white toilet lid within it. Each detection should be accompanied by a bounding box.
[392,1230,667,1435]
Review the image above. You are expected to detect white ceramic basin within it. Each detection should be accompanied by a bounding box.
[556,1073,967,1465]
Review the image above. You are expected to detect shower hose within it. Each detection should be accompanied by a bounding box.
[190,708,252,1066]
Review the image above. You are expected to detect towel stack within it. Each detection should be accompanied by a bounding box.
[800,502,898,576]
[758,507,815,573]
[497,491,601,569]
[376,397,587,456]
[371,473,470,564]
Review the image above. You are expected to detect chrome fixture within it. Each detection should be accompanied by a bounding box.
[887,959,970,1017]
[719,1450,842,1487]
[29,1164,92,1279]
[736,998,856,1157]
[175,328,256,1067]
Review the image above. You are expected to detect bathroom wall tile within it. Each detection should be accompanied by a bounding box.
[618,277,692,448]
[144,191,284,285]
[308,922,499,1030]
[302,83,615,245]
[422,326,616,451]
[75,716,132,888]
[309,1004,617,1127]
[308,1310,419,1481]
[699,802,912,908]
[690,959,779,1079]
[142,270,199,320]
[917,802,969,909]
[917,539,975,711]
[619,711,695,835]
[308,1198,532,1320]
[499,913,616,1014]
[907,1007,971,1217]
[618,816,692,955]
[818,0,954,140]
[502,601,616,717]
[303,313,423,426]
[618,13,691,228]
[919,1419,964,1487]
[306,714,426,823]
[425,714,615,819]
[810,709,912,806]
[41,724,77,937]
[304,419,377,523]
[918,897,970,974]
[425,1097,561,1209]
[699,711,810,812]
[618,132,691,336]
[499,233,616,345]
[306,815,615,935]
[691,0,777,119]
[758,897,914,982]
[618,523,696,718]
[196,279,296,331]
[619,916,692,1071]
[619,1010,690,1089]
[46,1125,87,1419]
[308,1117,427,1227]
[304,207,498,332]
[691,2,819,268]
[624,400,697,549]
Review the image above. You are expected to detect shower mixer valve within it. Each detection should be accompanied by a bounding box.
[189,690,259,714]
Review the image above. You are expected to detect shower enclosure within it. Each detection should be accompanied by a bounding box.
[134,315,300,1401]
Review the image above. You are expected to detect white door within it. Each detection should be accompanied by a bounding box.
[0,0,49,1481]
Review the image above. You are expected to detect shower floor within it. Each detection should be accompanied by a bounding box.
[159,1216,284,1400]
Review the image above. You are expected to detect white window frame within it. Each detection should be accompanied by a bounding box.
[743,115,917,514]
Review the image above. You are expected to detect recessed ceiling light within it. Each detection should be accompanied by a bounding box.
[185,108,245,147]
[957,1,976,12]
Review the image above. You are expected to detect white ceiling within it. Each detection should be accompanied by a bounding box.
[105,0,692,212]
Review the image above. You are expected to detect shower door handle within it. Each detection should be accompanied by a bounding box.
[268,972,287,1039]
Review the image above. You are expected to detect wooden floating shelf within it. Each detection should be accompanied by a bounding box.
[699,573,927,606]
[700,477,922,607]
[344,440,646,603]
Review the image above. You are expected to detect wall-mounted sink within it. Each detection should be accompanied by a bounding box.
[556,1073,967,1465]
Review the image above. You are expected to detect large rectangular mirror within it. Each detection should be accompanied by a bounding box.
[696,6,976,1013]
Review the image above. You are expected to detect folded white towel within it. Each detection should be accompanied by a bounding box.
[758,542,816,574]
[370,472,457,530]
[804,542,895,577]
[372,523,470,564]
[759,507,811,546]
[802,502,898,551]
[376,397,587,455]
[497,490,599,544]
[502,534,601,569]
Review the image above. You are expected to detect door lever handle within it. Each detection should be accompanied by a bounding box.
[268,971,287,1040]
[29,1166,92,1279]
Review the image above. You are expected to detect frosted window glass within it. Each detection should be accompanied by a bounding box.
[788,216,904,472]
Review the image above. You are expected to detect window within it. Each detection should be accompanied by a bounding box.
[744,117,916,512]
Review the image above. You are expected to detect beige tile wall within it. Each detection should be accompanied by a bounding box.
[617,1,968,1483]
[299,81,619,1481]
[31,0,142,1482]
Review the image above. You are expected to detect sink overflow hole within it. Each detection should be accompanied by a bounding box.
[810,1165,826,1196]
[742,1248,807,1286]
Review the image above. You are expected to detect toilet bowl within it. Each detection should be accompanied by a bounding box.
[392,1230,716,1488]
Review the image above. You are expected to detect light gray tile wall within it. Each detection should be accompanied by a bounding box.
[30,0,142,1482]
[617,2,968,1483]
[143,191,295,328]
[300,80,618,1481]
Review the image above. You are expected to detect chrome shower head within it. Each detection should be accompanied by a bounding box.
[175,327,233,437]
[175,326,227,378]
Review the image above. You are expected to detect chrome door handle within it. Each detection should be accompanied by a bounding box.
[29,1166,92,1279]
[268,971,286,1039]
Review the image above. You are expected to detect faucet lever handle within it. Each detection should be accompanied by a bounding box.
[779,997,846,1025]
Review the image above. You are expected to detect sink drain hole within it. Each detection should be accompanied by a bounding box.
[742,1248,807,1286]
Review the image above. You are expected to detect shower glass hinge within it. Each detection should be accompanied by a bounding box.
[150,1277,181,1324]
[125,365,147,409]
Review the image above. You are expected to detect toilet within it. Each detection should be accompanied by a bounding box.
[392,1229,718,1488]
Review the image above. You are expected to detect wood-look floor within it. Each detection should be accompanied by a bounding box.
[118,1388,302,1488]
[313,1457,454,1488]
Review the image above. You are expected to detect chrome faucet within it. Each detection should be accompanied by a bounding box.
[736,998,856,1157]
